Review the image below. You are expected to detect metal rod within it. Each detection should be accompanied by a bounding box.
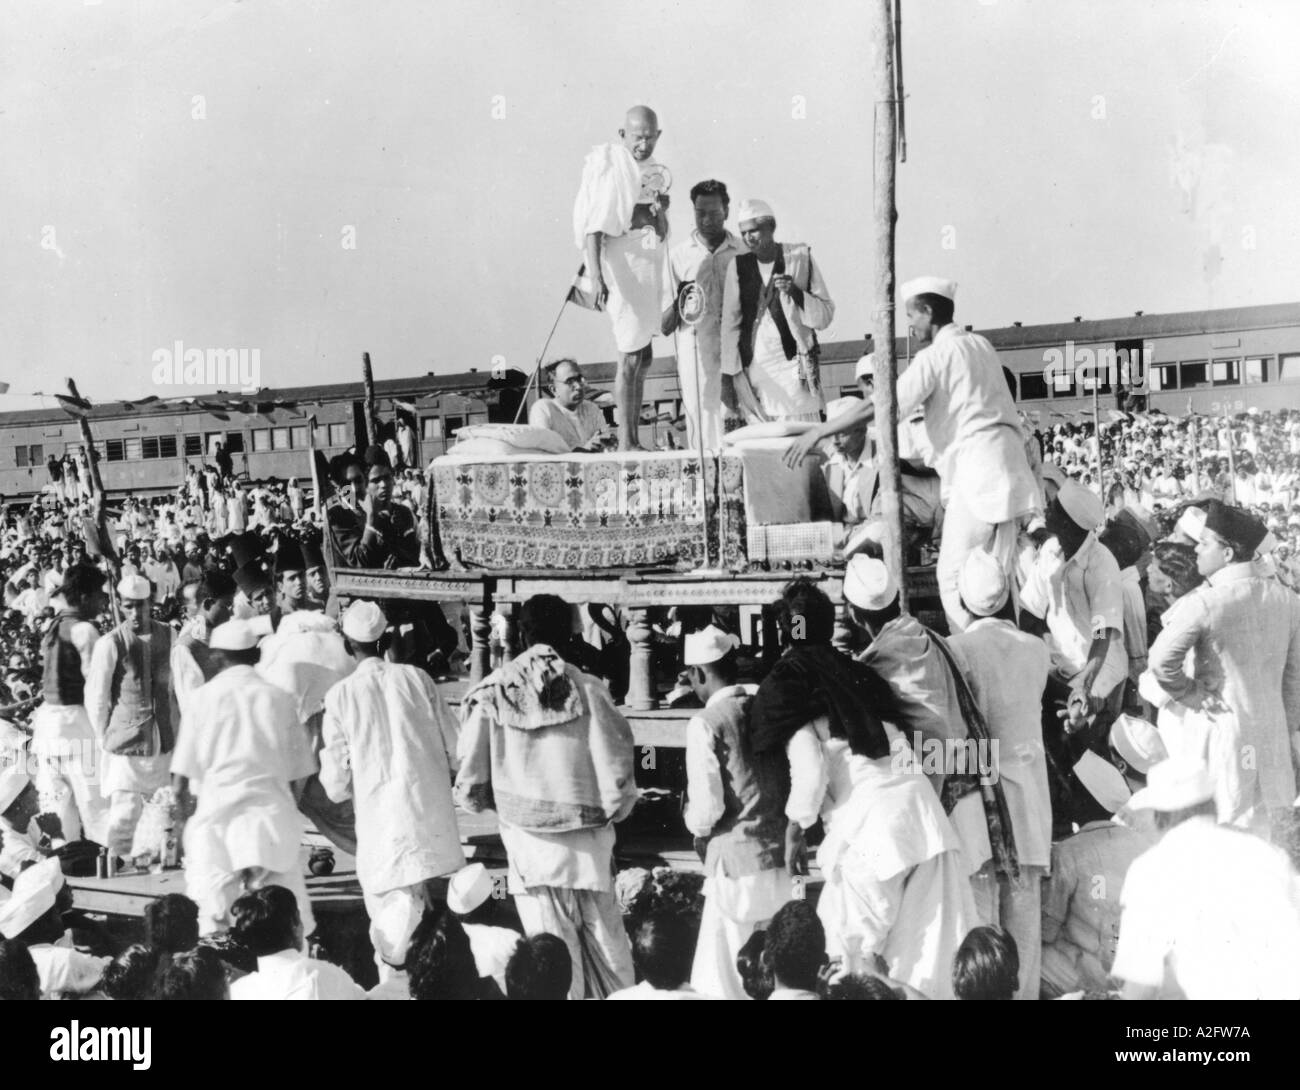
[513,279,574,425]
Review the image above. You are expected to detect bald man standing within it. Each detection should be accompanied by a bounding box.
[573,105,671,450]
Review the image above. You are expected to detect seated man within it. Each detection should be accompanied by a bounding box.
[528,359,608,453]
[326,447,421,569]
[822,397,873,536]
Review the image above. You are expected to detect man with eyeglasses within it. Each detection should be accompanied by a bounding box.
[326,449,421,570]
[528,359,608,453]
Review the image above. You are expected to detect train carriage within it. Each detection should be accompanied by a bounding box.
[3,301,1297,502]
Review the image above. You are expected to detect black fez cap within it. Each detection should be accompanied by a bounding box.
[233,558,271,594]
[275,535,306,574]
[301,538,325,570]
[230,532,266,571]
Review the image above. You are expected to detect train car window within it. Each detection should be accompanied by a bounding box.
[14,447,29,468]
[1243,358,1268,385]
[1050,370,1075,397]
[252,429,271,453]
[225,433,244,453]
[422,417,443,440]
[159,435,178,458]
[1019,372,1049,400]
[290,426,308,449]
[184,434,203,456]
[1148,362,1178,391]
[445,416,465,439]
[271,427,290,451]
[328,423,349,447]
[1280,354,1300,382]
[142,437,160,459]
[124,438,142,461]
[1211,359,1240,386]
[1180,361,1208,388]
[106,440,126,462]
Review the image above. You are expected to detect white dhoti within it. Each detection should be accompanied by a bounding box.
[601,228,663,354]
[691,867,791,1000]
[513,886,634,1000]
[100,751,172,859]
[30,704,107,845]
[674,327,723,453]
[937,487,1020,634]
[362,883,434,981]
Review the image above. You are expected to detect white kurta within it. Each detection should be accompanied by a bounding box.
[947,618,1054,869]
[665,229,748,452]
[230,949,367,1000]
[814,742,978,1001]
[895,324,1037,526]
[319,657,465,895]
[171,665,315,876]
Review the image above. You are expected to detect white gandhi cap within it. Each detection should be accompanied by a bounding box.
[117,573,152,601]
[736,199,775,225]
[1072,751,1131,815]
[683,625,740,667]
[843,554,897,612]
[341,600,387,643]
[447,863,495,915]
[210,619,261,652]
[901,277,957,302]
[957,548,1009,617]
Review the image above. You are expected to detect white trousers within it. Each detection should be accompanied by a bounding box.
[937,488,1019,633]
[690,868,792,1000]
[362,883,433,981]
[675,329,723,453]
[104,790,146,859]
[34,747,108,846]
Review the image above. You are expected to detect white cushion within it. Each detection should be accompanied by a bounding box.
[449,424,571,456]
[722,420,817,444]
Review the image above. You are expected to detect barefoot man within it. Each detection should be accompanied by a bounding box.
[573,106,671,450]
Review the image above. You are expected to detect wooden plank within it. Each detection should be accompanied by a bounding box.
[333,569,489,603]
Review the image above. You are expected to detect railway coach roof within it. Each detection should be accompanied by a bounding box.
[3,302,1296,430]
[0,366,533,429]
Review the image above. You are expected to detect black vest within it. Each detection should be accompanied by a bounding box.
[41,611,89,706]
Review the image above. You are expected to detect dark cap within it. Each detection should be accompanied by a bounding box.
[229,532,266,571]
[301,538,325,570]
[274,536,306,574]
[363,445,392,470]
[233,559,271,594]
[1203,501,1268,558]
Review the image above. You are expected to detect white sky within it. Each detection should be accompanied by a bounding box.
[2,0,1298,411]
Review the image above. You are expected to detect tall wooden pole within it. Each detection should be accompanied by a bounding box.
[362,351,381,450]
[870,0,907,613]
[1092,379,1103,495]
[66,378,120,620]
